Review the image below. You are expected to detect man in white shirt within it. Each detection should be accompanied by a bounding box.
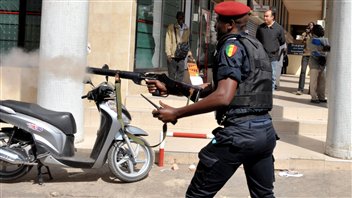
[165,11,190,82]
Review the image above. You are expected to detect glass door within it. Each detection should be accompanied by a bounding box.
[198,9,210,81]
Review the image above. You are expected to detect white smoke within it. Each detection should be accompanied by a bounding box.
[0,48,40,101]
[39,56,86,81]
[0,48,39,68]
[0,48,87,101]
[0,47,86,82]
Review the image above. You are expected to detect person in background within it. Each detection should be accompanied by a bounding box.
[296,22,315,95]
[147,2,277,197]
[256,9,286,91]
[165,11,190,82]
[307,24,330,103]
[281,53,289,74]
[276,42,287,89]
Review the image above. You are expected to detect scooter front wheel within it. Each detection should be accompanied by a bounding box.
[108,137,154,182]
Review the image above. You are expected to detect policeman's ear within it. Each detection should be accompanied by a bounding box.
[227,19,236,29]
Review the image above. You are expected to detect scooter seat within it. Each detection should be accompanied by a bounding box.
[1,100,77,135]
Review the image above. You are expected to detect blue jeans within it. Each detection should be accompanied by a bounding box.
[298,56,310,92]
[271,61,278,91]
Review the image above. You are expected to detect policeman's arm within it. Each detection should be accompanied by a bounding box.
[172,77,237,119]
[146,79,212,98]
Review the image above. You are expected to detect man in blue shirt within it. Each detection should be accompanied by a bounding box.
[306,24,330,103]
[256,9,286,91]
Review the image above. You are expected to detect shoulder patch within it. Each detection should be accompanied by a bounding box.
[225,44,238,57]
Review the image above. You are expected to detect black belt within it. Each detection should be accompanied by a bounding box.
[223,112,270,125]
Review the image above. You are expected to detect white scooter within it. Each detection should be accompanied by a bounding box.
[0,66,154,184]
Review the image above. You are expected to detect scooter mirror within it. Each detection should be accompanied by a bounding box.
[83,76,94,87]
[102,64,110,82]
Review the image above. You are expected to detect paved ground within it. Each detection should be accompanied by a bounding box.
[1,163,351,198]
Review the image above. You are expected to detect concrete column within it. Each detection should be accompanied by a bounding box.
[325,1,352,159]
[37,0,89,142]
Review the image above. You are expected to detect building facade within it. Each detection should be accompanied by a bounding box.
[1,0,324,102]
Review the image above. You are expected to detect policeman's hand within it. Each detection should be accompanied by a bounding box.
[199,83,211,90]
[146,79,168,96]
[152,101,178,124]
[197,83,213,96]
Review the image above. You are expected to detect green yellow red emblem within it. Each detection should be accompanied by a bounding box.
[226,44,237,57]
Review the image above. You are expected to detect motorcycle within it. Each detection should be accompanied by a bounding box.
[0,66,154,184]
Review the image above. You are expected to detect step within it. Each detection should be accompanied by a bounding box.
[271,104,328,122]
[77,74,339,171]
[82,74,328,154]
[126,94,328,121]
[81,116,327,158]
[273,118,327,136]
[84,104,327,137]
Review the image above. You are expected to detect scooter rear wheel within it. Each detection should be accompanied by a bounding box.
[0,161,32,182]
[0,132,33,181]
[108,137,154,182]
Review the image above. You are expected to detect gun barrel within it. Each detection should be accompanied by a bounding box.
[86,67,117,77]
[86,67,144,84]
[86,67,201,95]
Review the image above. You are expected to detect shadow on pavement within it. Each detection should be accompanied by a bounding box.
[273,94,328,108]
[278,134,325,154]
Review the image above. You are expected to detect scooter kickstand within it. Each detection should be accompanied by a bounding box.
[36,163,53,185]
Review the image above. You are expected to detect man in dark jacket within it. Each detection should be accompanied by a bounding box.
[256,9,286,91]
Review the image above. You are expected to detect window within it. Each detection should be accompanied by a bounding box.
[0,0,41,53]
[135,0,182,71]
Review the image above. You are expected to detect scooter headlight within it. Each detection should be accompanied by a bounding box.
[107,100,117,112]
[106,100,131,124]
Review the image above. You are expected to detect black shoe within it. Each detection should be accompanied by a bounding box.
[319,99,327,103]
[310,99,320,103]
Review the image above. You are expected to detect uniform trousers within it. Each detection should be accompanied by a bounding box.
[186,115,277,198]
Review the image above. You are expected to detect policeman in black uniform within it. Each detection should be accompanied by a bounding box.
[146,2,277,197]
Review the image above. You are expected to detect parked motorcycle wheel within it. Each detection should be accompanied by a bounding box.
[108,136,154,182]
[0,161,32,181]
[0,133,33,181]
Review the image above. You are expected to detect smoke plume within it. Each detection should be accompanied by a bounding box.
[0,48,39,68]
